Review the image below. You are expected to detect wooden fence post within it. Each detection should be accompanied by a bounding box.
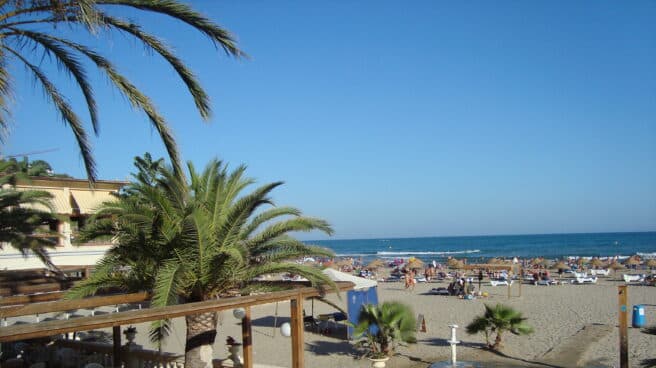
[242,307,253,368]
[618,285,628,368]
[290,295,304,368]
[112,326,121,368]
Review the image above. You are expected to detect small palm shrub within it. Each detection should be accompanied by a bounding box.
[352,302,417,358]
[466,303,533,350]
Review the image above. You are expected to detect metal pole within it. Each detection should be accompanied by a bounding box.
[618,285,628,368]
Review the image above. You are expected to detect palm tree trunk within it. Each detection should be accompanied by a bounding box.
[492,330,503,350]
[185,311,218,368]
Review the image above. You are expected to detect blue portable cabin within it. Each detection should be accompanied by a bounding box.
[322,268,379,339]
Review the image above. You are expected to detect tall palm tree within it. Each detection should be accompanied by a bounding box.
[0,159,58,269]
[466,303,533,350]
[67,156,335,368]
[0,1,245,181]
[353,302,417,358]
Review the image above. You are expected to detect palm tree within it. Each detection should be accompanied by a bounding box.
[466,303,533,350]
[353,302,417,358]
[67,156,335,368]
[0,160,58,269]
[0,1,245,181]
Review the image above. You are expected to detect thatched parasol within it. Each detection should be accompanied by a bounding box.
[624,256,641,267]
[366,259,386,270]
[406,258,424,269]
[608,262,625,274]
[646,259,656,270]
[447,258,461,268]
[553,261,568,270]
[333,258,353,270]
[487,258,504,264]
[589,258,604,269]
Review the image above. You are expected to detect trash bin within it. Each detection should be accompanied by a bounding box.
[632,304,646,328]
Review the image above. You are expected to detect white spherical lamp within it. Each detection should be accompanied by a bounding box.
[280,322,291,337]
[232,308,246,320]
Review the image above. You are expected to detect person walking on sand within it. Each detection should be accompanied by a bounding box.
[410,269,417,291]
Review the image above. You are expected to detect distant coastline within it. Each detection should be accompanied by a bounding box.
[310,231,656,264]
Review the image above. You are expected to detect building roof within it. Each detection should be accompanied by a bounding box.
[15,177,126,215]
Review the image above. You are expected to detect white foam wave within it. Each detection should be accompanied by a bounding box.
[637,252,656,259]
[334,253,374,257]
[567,255,630,260]
[377,250,480,256]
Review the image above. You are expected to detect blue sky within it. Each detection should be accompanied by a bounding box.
[3,1,655,239]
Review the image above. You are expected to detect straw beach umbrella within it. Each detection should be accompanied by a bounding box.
[406,257,424,270]
[608,262,625,276]
[552,261,568,279]
[333,258,353,271]
[646,259,656,271]
[447,258,461,269]
[624,256,641,268]
[553,261,568,270]
[366,259,386,271]
[590,258,604,269]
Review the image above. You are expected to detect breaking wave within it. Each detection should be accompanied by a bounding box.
[376,250,480,256]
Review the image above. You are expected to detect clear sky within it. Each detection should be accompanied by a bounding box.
[3,1,655,239]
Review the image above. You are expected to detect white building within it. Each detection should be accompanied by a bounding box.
[0,177,126,270]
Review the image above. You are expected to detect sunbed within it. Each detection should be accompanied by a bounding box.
[623,274,645,283]
[573,276,597,284]
[489,279,513,287]
[590,269,610,276]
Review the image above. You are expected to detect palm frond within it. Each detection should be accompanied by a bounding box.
[4,28,98,133]
[97,13,210,119]
[152,259,184,307]
[3,46,96,180]
[240,206,302,239]
[97,0,246,58]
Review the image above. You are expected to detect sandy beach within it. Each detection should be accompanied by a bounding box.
[123,272,656,368]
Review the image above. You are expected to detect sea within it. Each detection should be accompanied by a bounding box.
[310,231,656,265]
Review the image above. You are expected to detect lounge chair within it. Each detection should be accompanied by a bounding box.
[573,271,587,278]
[489,279,512,287]
[573,276,597,284]
[590,269,610,276]
[623,274,645,283]
[534,279,558,286]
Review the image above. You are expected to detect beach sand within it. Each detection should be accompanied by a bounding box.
[127,274,656,368]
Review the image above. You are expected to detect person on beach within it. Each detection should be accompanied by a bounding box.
[409,269,417,291]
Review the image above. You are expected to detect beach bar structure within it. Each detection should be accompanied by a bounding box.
[0,281,354,368]
[321,269,378,339]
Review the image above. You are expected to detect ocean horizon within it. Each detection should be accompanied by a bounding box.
[309,231,656,264]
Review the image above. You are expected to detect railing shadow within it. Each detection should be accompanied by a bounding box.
[305,340,356,357]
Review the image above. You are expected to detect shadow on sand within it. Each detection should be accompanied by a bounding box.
[421,338,567,368]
